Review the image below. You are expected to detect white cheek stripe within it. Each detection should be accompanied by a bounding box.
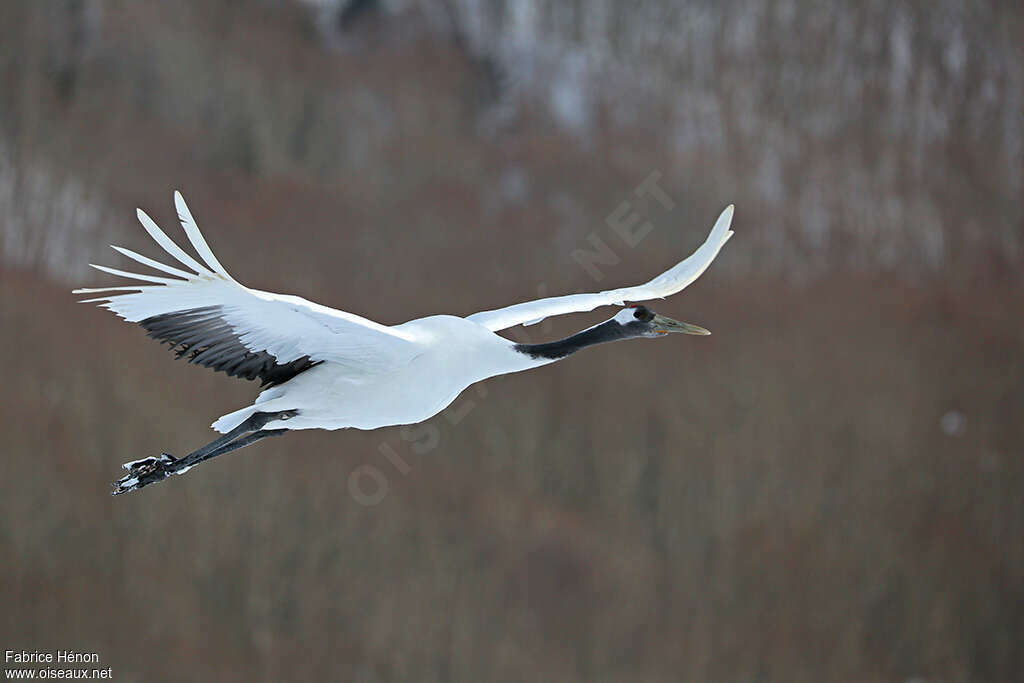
[613,307,640,324]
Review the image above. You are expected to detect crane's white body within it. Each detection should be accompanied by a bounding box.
[214,315,540,432]
[75,193,734,434]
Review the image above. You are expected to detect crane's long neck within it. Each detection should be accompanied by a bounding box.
[512,320,632,362]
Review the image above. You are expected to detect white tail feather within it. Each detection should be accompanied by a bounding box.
[211,405,259,433]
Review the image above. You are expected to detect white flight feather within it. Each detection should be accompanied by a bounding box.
[174,190,234,281]
[72,286,154,294]
[88,264,180,285]
[110,245,194,280]
[136,208,214,276]
[77,194,420,374]
[466,204,734,331]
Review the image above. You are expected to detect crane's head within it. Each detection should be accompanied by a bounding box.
[612,304,710,338]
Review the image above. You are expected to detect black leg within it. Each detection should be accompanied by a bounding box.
[181,410,282,462]
[170,410,296,471]
[112,410,296,495]
[191,428,287,464]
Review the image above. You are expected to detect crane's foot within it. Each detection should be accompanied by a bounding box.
[112,453,181,495]
[110,410,298,496]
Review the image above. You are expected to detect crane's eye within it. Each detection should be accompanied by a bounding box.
[632,306,653,322]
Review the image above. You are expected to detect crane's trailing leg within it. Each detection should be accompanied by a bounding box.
[112,410,297,495]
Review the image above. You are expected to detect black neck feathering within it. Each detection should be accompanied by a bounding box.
[513,320,637,360]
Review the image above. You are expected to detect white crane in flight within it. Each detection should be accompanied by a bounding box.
[75,193,734,494]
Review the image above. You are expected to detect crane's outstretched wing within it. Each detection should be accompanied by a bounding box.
[74,192,420,386]
[467,205,734,332]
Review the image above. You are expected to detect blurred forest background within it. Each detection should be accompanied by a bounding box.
[1,0,1022,680]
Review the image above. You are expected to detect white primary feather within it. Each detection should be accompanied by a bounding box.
[74,193,420,375]
[466,204,734,332]
[174,190,234,280]
[135,207,214,276]
[110,245,194,279]
[87,264,179,285]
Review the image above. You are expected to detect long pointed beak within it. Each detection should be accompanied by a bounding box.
[651,313,710,336]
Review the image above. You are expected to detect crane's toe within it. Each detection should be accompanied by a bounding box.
[112,453,177,495]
